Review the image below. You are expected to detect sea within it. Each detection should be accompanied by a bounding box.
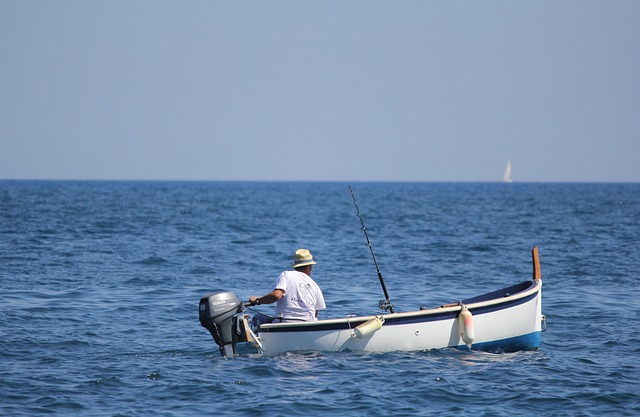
[1,181,639,416]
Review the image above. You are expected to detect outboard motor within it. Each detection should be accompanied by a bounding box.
[199,291,245,357]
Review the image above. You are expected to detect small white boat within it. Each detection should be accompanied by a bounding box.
[503,160,513,182]
[199,247,545,357]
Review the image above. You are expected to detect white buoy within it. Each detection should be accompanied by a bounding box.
[354,316,385,338]
[459,305,475,349]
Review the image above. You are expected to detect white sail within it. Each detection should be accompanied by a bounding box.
[503,160,512,183]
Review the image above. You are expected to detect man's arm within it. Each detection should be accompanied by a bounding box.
[249,289,284,305]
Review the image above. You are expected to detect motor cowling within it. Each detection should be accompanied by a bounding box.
[199,291,244,357]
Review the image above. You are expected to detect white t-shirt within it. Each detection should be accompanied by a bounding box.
[273,270,326,322]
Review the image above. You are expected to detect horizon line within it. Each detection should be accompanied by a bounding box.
[1,178,639,184]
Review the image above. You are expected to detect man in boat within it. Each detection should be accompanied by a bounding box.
[248,248,326,322]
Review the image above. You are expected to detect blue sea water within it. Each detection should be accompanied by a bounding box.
[1,181,639,416]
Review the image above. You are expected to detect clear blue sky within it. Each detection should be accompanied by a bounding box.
[1,1,638,182]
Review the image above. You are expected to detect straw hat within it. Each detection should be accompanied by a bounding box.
[292,249,317,268]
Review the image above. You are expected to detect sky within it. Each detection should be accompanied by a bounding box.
[1,1,638,182]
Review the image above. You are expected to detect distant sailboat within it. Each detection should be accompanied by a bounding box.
[503,160,512,183]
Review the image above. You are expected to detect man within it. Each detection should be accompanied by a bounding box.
[249,248,326,322]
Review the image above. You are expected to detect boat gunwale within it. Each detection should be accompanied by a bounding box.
[258,279,541,332]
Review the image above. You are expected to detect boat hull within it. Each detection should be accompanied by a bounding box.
[254,279,542,354]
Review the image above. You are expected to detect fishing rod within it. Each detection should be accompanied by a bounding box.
[348,186,394,313]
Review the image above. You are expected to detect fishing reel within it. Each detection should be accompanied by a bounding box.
[378,299,394,312]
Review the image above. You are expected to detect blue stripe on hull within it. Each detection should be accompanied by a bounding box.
[455,331,542,353]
